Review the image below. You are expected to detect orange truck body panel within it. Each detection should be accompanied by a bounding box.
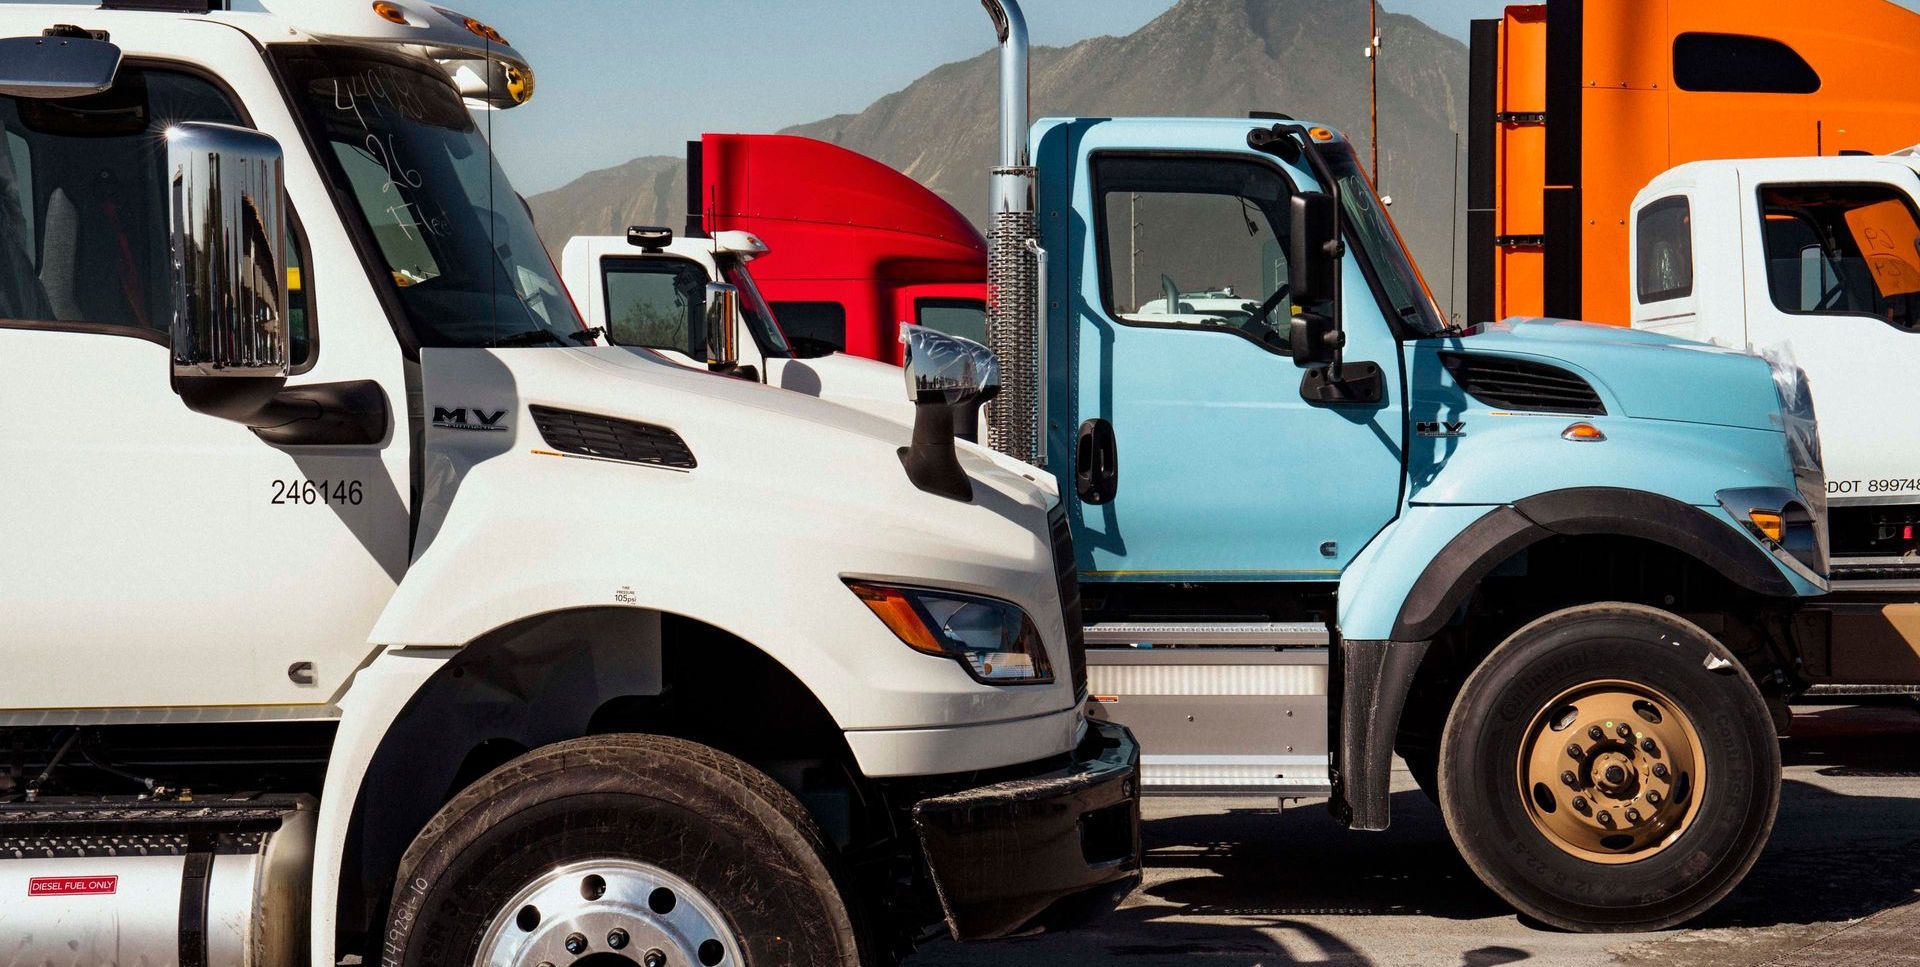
[1469,0,1920,327]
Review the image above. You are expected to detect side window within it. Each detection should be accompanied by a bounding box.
[772,301,847,353]
[1673,34,1821,94]
[1636,196,1694,303]
[916,298,987,345]
[1,69,238,332]
[602,256,708,355]
[1095,155,1293,352]
[1760,184,1920,330]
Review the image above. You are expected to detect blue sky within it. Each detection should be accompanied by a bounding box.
[11,0,1920,192]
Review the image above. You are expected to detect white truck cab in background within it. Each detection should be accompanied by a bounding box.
[562,228,915,423]
[0,3,1139,965]
[1633,155,1920,686]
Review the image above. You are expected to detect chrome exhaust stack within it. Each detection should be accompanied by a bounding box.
[981,0,1044,467]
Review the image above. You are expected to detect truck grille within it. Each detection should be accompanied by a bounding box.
[1441,353,1605,415]
[530,406,696,469]
[1047,504,1087,699]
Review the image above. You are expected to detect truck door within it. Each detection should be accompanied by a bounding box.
[1055,135,1404,579]
[0,56,409,710]
[1740,171,1920,559]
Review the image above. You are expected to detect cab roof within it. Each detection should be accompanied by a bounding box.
[0,0,531,106]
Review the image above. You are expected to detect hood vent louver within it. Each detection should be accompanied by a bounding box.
[1441,353,1606,416]
[530,406,696,470]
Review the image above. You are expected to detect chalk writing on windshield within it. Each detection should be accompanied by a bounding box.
[330,72,448,242]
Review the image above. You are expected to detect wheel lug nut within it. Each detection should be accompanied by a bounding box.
[1587,725,1605,741]
[1567,743,1585,759]
[1561,770,1579,787]
[644,949,668,967]
[1625,807,1643,824]
[607,928,629,950]
[1616,723,1633,740]
[1597,810,1614,827]
[1653,763,1670,781]
[1648,790,1663,805]
[564,932,589,955]
[1640,737,1657,754]
[1572,796,1590,813]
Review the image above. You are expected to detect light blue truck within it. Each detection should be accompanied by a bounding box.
[963,0,1830,933]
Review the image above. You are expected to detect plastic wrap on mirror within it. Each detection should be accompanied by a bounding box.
[900,323,1001,406]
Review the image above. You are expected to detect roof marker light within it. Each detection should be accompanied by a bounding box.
[1309,126,1336,142]
[371,2,409,25]
[1562,422,1606,442]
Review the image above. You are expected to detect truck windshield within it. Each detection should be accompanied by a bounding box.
[274,46,583,349]
[718,257,792,358]
[1323,143,1448,336]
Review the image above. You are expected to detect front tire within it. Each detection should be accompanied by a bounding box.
[1437,603,1780,931]
[381,734,865,967]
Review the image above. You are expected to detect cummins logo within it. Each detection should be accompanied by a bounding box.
[433,407,509,432]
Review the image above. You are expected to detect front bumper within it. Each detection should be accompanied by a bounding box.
[911,720,1142,940]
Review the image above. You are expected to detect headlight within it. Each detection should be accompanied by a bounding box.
[846,581,1054,685]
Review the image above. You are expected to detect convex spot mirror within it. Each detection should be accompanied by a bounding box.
[167,122,291,422]
[900,324,1000,408]
[1288,190,1338,306]
[0,34,122,100]
[704,282,741,367]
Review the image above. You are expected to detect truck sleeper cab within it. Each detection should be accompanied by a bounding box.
[0,4,1139,965]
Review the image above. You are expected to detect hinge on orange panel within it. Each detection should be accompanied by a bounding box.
[1495,112,1547,125]
[1495,235,1546,248]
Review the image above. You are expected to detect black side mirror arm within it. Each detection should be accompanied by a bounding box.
[1250,122,1347,380]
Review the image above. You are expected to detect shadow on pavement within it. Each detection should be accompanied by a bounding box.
[907,703,1920,966]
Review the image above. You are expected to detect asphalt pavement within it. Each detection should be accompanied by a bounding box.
[908,701,1920,967]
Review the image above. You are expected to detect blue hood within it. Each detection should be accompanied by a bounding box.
[1446,319,1782,432]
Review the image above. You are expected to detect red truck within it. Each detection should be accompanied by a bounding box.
[686,133,988,363]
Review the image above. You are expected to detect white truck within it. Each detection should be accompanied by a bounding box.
[1633,155,1920,687]
[0,3,1141,965]
[559,228,914,424]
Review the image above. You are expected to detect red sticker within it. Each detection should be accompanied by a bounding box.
[28,876,118,896]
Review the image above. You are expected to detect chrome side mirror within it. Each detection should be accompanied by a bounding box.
[167,122,290,422]
[704,282,741,368]
[897,325,1002,502]
[901,324,1001,408]
[0,35,121,99]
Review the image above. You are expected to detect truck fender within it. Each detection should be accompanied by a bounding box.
[1394,487,1798,642]
[1329,488,1797,832]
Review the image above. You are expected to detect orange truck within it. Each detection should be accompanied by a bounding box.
[1467,0,1920,328]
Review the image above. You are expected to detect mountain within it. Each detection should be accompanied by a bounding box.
[528,0,1469,312]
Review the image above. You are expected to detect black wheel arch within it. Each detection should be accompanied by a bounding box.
[1392,487,1798,642]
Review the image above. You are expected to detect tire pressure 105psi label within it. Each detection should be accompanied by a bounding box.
[1829,478,1920,496]
[272,478,365,506]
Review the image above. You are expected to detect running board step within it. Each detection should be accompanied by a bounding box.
[1086,646,1331,797]
[1082,621,1329,647]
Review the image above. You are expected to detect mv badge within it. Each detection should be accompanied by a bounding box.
[1416,421,1466,439]
[433,407,509,432]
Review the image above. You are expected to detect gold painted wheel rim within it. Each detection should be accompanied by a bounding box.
[1517,679,1705,864]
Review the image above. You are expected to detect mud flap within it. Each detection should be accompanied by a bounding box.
[1331,637,1430,831]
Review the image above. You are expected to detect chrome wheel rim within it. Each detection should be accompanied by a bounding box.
[1516,678,1706,864]
[475,858,742,967]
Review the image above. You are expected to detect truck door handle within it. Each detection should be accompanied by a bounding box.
[1076,418,1119,505]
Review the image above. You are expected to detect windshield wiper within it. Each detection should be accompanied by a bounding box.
[568,327,605,345]
[489,329,566,348]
